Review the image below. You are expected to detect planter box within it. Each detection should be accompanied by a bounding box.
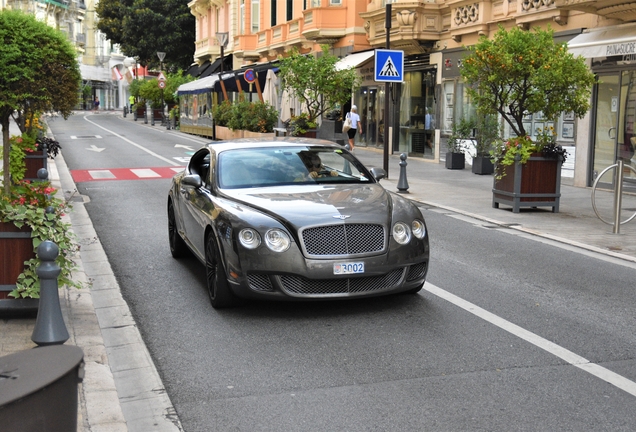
[0,222,38,314]
[492,154,562,213]
[215,126,244,140]
[472,156,494,175]
[445,152,465,170]
[243,131,275,139]
[295,130,318,138]
[24,150,48,181]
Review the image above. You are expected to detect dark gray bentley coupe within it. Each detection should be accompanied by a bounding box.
[168,138,429,308]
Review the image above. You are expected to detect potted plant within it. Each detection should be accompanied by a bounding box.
[226,99,278,138]
[445,118,474,170]
[461,25,595,211]
[470,114,499,175]
[1,174,85,311]
[287,113,318,138]
[277,45,360,135]
[213,100,243,140]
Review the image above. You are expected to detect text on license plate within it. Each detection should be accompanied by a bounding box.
[334,262,365,275]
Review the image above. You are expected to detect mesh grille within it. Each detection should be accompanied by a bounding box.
[301,224,385,256]
[279,268,404,295]
[406,262,427,281]
[247,274,274,292]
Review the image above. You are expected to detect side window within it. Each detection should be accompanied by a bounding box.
[188,149,211,189]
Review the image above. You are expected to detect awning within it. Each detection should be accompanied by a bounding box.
[199,56,233,78]
[186,60,210,78]
[568,25,636,58]
[213,61,279,94]
[177,75,219,95]
[335,50,374,71]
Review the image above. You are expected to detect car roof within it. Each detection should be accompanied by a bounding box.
[204,137,344,153]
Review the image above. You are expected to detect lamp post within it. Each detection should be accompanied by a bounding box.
[157,51,166,125]
[216,32,229,101]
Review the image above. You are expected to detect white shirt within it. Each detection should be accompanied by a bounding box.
[348,112,361,130]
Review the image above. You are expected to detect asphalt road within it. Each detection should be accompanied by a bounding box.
[49,113,636,431]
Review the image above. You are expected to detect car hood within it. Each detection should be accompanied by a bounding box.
[223,183,392,227]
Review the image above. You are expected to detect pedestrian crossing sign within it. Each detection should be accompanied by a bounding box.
[374,49,404,82]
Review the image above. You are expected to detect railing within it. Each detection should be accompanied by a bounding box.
[591,159,636,234]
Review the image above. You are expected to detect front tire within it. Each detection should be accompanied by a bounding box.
[168,199,188,258]
[205,234,239,308]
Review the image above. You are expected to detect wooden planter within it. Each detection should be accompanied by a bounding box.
[243,131,276,139]
[0,221,38,313]
[445,152,465,170]
[295,130,318,138]
[24,150,48,181]
[472,156,494,175]
[492,154,562,213]
[215,126,244,140]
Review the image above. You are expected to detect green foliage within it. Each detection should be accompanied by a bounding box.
[277,45,360,123]
[461,25,596,137]
[473,114,501,156]
[129,79,143,99]
[490,131,567,179]
[138,79,163,108]
[222,100,278,133]
[1,182,87,298]
[96,0,195,70]
[288,113,318,137]
[447,118,475,154]
[0,10,80,194]
[212,101,233,127]
[164,71,193,105]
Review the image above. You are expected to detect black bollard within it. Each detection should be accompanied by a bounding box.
[397,153,409,193]
[134,109,138,121]
[151,109,155,126]
[144,108,148,124]
[123,106,127,117]
[31,241,69,346]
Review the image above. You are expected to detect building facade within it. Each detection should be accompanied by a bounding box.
[188,0,636,188]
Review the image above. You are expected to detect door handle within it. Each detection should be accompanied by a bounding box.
[608,127,616,140]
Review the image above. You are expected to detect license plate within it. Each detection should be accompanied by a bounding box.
[334,262,365,275]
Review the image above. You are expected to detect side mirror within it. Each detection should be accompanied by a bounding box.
[369,167,386,181]
[182,174,202,188]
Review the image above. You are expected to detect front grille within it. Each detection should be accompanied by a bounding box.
[279,268,404,295]
[247,274,274,292]
[301,224,385,256]
[406,262,427,281]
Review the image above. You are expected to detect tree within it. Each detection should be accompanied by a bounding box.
[277,45,360,124]
[0,10,81,194]
[96,0,195,70]
[460,25,596,137]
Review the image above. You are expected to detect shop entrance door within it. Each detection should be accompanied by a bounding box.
[356,87,385,148]
[592,71,636,188]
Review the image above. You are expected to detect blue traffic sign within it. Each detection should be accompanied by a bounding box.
[374,49,404,82]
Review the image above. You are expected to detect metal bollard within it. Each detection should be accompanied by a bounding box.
[31,241,69,346]
[397,153,409,193]
[144,108,148,124]
[134,109,138,121]
[123,106,127,117]
[151,109,155,126]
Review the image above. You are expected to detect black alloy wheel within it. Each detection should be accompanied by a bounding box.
[168,199,188,258]
[205,234,239,308]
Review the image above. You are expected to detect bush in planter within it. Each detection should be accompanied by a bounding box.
[243,102,278,133]
[0,180,86,298]
[287,113,318,137]
[212,101,233,127]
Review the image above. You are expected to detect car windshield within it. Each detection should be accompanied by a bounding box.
[217,147,372,189]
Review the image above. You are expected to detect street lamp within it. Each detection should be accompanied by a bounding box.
[216,32,229,101]
[157,51,166,125]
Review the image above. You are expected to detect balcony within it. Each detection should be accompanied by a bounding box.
[194,37,221,62]
[301,7,346,44]
[234,34,260,61]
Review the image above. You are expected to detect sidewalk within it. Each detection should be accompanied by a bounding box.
[1,113,635,431]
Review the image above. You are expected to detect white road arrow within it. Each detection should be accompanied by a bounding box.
[87,145,105,152]
[175,144,194,151]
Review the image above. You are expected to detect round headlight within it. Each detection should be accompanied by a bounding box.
[392,222,411,244]
[265,229,291,252]
[238,228,261,249]
[412,219,426,239]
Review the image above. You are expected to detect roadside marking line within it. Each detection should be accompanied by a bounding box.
[88,170,116,179]
[83,116,181,166]
[71,167,184,182]
[425,282,636,397]
[131,168,161,178]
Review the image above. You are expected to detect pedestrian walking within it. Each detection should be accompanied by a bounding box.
[129,95,135,111]
[346,105,362,151]
[93,96,100,112]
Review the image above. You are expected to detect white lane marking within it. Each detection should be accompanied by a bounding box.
[425,282,636,397]
[131,169,161,178]
[87,144,105,152]
[83,116,181,166]
[88,170,115,179]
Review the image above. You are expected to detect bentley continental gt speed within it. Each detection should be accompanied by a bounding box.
[167,138,429,308]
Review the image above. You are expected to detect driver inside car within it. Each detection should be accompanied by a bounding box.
[301,152,338,179]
